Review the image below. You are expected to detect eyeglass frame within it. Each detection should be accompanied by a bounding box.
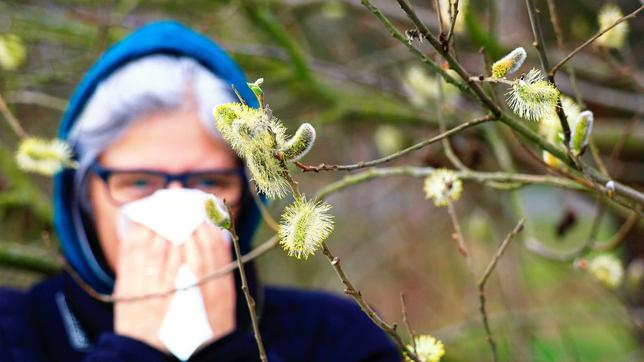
[89,161,247,206]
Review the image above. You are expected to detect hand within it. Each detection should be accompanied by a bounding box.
[113,223,181,351]
[183,223,236,342]
[112,223,236,351]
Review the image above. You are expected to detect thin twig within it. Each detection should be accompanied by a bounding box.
[67,235,279,303]
[359,0,472,97]
[544,0,585,103]
[524,0,550,72]
[0,92,28,138]
[392,0,502,116]
[433,0,444,35]
[477,219,525,292]
[242,0,334,103]
[446,199,470,259]
[524,0,571,144]
[251,187,280,232]
[445,0,460,49]
[468,76,514,86]
[7,90,68,112]
[226,203,268,362]
[295,115,494,172]
[365,0,644,206]
[549,5,643,77]
[277,135,419,361]
[321,242,421,362]
[608,115,640,176]
[400,293,417,354]
[593,210,640,252]
[545,0,565,50]
[314,166,585,202]
[588,141,609,177]
[437,61,469,170]
[477,219,525,362]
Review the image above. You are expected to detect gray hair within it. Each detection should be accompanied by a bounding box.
[67,55,237,280]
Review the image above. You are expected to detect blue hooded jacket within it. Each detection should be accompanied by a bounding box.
[0,21,399,362]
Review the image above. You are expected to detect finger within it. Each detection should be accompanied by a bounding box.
[141,233,167,295]
[114,224,154,298]
[160,244,182,290]
[116,223,153,276]
[194,223,219,272]
[146,233,166,272]
[195,224,235,316]
[183,233,204,277]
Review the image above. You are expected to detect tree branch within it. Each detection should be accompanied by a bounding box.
[314,166,585,202]
[295,115,494,172]
[321,242,421,362]
[549,5,643,77]
[363,0,644,207]
[0,92,28,138]
[477,219,525,362]
[67,235,279,303]
[226,203,268,362]
[524,0,571,144]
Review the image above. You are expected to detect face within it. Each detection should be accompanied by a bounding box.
[89,107,243,270]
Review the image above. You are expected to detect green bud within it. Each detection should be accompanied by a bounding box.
[280,123,316,161]
[569,110,593,156]
[247,78,264,96]
[204,195,231,230]
[491,47,526,78]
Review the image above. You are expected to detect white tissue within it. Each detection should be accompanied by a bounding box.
[117,189,210,245]
[158,265,214,361]
[117,189,232,359]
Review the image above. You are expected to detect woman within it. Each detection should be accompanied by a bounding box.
[0,21,399,361]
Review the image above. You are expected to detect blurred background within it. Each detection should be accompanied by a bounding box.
[0,0,642,361]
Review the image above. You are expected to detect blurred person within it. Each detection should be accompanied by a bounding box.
[0,21,398,362]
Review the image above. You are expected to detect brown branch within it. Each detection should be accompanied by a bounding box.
[593,210,640,252]
[549,5,644,77]
[437,60,469,171]
[608,115,640,176]
[524,0,571,144]
[477,219,525,362]
[364,0,644,206]
[393,0,502,117]
[545,0,565,50]
[321,242,421,362]
[445,0,460,49]
[400,293,417,354]
[432,0,444,35]
[295,115,494,172]
[468,76,514,86]
[225,203,267,362]
[446,199,470,260]
[67,235,279,303]
[0,92,28,138]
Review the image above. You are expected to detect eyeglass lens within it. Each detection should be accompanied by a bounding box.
[106,171,242,204]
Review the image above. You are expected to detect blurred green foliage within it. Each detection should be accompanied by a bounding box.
[0,0,642,361]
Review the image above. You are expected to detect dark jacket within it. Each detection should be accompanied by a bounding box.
[0,273,399,361]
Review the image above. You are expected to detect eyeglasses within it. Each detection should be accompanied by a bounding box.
[90,162,246,206]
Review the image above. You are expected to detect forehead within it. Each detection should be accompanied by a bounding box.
[98,107,238,172]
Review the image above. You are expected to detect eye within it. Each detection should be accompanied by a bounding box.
[130,178,151,188]
[188,173,238,191]
[195,176,218,188]
[110,173,161,191]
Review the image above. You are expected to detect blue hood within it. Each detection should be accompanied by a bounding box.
[54,20,262,295]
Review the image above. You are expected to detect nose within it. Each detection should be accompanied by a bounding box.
[167,180,183,189]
